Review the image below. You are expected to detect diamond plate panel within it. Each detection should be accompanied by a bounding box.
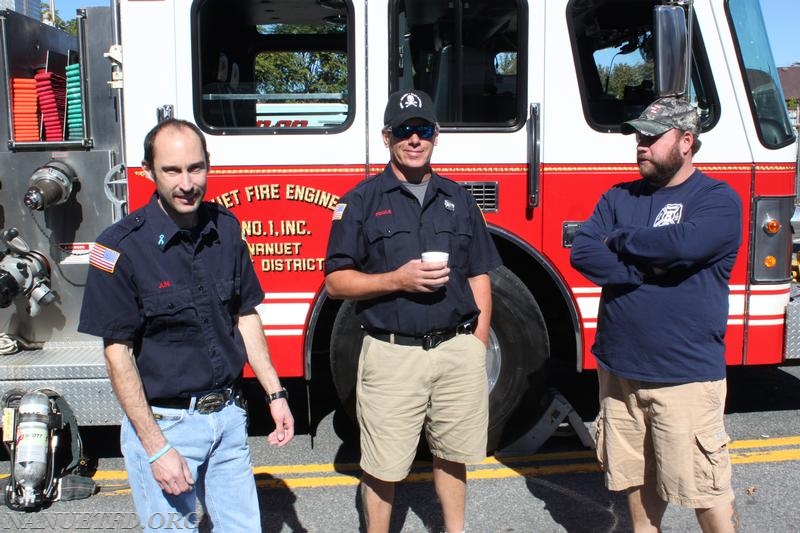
[0,341,121,426]
[785,296,800,359]
[0,341,106,380]
[0,378,121,426]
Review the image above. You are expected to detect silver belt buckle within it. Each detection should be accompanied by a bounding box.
[196,392,226,414]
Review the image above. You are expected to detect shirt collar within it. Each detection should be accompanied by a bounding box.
[377,164,451,196]
[145,194,219,251]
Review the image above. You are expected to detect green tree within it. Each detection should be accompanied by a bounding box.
[40,2,77,35]
[254,24,347,99]
[598,62,654,99]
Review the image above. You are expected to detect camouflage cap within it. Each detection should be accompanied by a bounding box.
[621,97,700,136]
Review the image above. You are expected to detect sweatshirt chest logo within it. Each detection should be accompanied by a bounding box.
[653,203,683,227]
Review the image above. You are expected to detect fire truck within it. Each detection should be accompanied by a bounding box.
[0,0,797,450]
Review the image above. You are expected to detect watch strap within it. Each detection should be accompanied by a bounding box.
[267,387,288,403]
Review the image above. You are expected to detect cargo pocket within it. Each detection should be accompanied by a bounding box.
[695,427,732,493]
[594,416,606,470]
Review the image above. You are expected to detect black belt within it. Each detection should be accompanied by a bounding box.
[367,321,475,351]
[149,386,240,414]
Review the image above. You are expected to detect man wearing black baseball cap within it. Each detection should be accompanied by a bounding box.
[571,97,740,532]
[383,89,439,127]
[325,89,501,533]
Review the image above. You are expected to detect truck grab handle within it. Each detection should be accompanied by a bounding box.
[528,102,541,208]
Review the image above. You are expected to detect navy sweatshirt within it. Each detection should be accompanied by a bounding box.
[570,170,742,383]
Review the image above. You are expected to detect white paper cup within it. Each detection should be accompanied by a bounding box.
[421,251,449,265]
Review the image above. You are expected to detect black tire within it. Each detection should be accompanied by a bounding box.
[329,265,550,451]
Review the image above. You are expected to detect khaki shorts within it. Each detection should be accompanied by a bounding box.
[595,367,734,508]
[357,332,489,482]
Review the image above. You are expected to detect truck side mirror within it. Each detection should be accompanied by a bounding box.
[654,5,690,98]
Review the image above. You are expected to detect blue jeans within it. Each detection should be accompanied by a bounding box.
[120,401,260,532]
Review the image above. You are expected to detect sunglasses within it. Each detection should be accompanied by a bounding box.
[390,123,436,140]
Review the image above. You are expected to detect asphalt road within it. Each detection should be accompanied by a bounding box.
[1,363,799,532]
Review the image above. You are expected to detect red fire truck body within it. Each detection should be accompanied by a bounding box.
[0,0,796,445]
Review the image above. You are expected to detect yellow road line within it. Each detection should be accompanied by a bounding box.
[729,435,800,449]
[10,435,799,492]
[731,447,800,464]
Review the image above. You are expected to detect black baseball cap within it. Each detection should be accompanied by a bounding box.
[383,90,438,127]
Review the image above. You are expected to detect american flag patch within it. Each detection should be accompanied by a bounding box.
[332,203,347,221]
[89,243,121,273]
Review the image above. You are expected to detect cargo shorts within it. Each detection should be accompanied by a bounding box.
[595,367,735,509]
[356,332,489,482]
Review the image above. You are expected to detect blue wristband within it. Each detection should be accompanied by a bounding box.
[148,443,172,464]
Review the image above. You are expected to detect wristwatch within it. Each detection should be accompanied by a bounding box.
[267,387,288,404]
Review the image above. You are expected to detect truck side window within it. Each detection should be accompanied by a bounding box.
[389,0,525,129]
[567,0,718,133]
[193,0,353,134]
[727,0,795,149]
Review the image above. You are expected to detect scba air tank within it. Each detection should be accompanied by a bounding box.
[14,391,51,506]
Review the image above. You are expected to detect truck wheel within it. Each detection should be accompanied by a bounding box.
[329,265,549,451]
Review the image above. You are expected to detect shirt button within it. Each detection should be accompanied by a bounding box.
[203,318,209,324]
[198,286,204,292]
[167,303,174,309]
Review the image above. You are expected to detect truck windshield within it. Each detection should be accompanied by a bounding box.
[728,0,795,148]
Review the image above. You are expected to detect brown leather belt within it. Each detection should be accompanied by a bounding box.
[367,321,475,351]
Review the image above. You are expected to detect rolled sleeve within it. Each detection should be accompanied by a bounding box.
[78,243,141,341]
[465,195,502,277]
[238,237,265,312]
[324,193,365,275]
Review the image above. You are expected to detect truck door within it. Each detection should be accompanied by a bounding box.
[723,0,797,364]
[355,1,554,450]
[554,0,797,369]
[368,0,542,222]
[122,0,367,377]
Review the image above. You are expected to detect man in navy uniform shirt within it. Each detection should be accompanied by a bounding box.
[79,119,293,531]
[325,90,502,533]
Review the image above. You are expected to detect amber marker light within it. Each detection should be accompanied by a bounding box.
[763,218,782,235]
[763,255,777,268]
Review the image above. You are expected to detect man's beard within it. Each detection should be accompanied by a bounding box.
[639,142,683,186]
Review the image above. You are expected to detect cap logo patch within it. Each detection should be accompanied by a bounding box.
[399,93,424,110]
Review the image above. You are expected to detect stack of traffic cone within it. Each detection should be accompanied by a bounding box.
[11,78,39,141]
[65,63,83,141]
[35,70,66,142]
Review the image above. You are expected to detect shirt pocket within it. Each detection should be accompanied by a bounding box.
[432,216,472,268]
[141,287,199,342]
[215,279,237,327]
[363,219,415,271]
